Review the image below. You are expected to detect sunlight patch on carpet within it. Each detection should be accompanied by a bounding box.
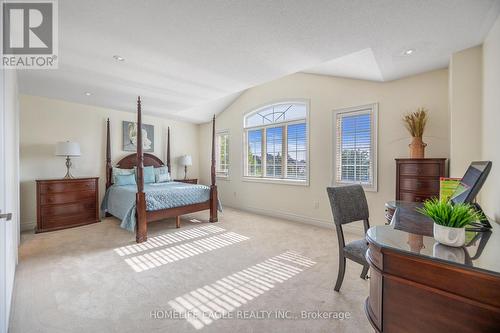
[114,225,226,256]
[167,251,316,329]
[124,232,249,272]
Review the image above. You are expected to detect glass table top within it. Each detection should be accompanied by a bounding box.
[368,201,500,276]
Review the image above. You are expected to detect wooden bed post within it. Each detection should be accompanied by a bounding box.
[167,126,180,228]
[209,115,218,222]
[105,118,112,189]
[166,127,171,173]
[136,96,148,243]
[105,118,113,217]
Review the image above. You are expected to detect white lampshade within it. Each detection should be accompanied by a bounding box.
[180,155,192,166]
[55,141,81,157]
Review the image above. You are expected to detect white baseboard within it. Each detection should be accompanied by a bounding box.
[20,221,35,232]
[223,204,364,236]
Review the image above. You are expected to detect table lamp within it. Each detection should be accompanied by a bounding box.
[55,141,81,179]
[180,155,192,179]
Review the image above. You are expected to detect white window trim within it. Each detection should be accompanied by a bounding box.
[332,103,378,192]
[241,99,310,186]
[216,129,230,180]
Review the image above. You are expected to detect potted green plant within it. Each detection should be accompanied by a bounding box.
[417,198,483,247]
[403,107,428,158]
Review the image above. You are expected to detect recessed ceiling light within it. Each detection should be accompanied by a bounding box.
[113,55,125,61]
[84,92,92,96]
[403,48,415,56]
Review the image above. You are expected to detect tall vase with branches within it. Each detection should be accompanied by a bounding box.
[403,108,428,158]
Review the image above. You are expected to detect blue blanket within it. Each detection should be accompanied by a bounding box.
[101,182,221,232]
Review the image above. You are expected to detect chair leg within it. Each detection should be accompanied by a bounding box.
[360,265,369,279]
[334,256,346,292]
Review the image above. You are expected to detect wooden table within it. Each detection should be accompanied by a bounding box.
[365,201,500,332]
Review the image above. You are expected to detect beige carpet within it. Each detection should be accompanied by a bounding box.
[9,208,371,333]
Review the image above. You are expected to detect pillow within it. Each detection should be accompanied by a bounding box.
[154,166,169,177]
[144,166,156,184]
[112,167,134,184]
[134,166,155,184]
[155,173,171,183]
[114,173,136,186]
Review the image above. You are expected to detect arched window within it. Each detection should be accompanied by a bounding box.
[243,102,308,183]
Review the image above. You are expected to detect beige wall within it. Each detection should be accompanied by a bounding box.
[199,70,450,228]
[481,15,500,222]
[449,46,483,177]
[20,95,200,230]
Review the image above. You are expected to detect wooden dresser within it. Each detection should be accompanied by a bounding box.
[395,158,447,202]
[36,177,100,233]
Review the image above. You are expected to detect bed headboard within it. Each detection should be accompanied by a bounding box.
[116,153,164,169]
[105,119,171,188]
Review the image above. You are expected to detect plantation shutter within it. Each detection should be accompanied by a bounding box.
[216,132,229,177]
[335,108,374,186]
[286,123,307,180]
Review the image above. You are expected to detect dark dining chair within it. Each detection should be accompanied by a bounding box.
[327,185,370,292]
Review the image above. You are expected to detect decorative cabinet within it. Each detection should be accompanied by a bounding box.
[36,177,100,233]
[395,158,447,202]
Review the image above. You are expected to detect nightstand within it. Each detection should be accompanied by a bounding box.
[174,178,198,184]
[36,177,100,233]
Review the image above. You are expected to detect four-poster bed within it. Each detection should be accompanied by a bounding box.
[104,97,218,243]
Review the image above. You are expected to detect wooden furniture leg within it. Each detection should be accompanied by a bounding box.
[176,216,181,228]
[136,192,147,243]
[335,256,346,292]
[360,265,369,279]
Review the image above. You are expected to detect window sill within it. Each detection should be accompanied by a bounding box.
[242,177,309,186]
[216,175,230,181]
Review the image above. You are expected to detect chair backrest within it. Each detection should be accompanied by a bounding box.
[326,185,369,226]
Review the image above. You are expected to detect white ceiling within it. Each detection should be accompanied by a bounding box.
[304,48,384,81]
[18,0,500,123]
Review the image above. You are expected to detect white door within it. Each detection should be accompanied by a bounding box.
[0,68,20,332]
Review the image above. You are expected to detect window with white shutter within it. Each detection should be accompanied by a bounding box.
[333,103,378,191]
[216,131,230,178]
[243,101,309,184]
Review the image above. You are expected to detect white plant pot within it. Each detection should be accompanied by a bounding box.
[432,243,466,264]
[433,223,465,247]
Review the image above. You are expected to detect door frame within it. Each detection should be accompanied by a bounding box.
[0,68,20,333]
[0,66,7,333]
